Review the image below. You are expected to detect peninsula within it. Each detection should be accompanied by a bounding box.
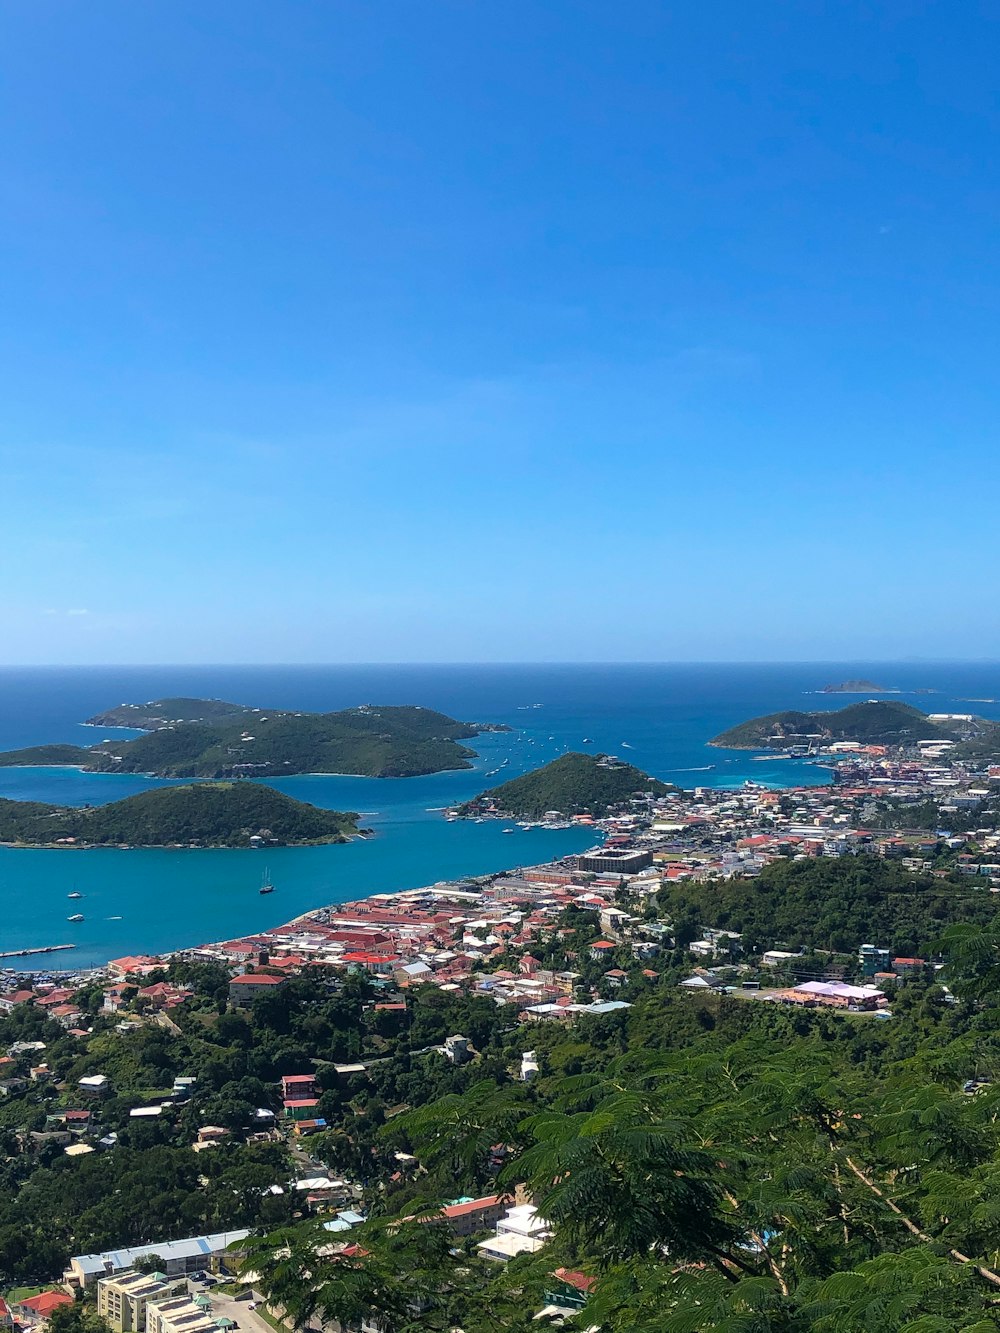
[711,698,999,754]
[457,751,672,820]
[0,782,358,848]
[0,699,505,779]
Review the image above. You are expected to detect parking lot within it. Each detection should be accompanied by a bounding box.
[187,1277,282,1333]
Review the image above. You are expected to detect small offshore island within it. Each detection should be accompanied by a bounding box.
[820,678,889,693]
[0,782,359,849]
[0,697,508,779]
[455,751,673,821]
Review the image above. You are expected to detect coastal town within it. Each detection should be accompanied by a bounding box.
[2,728,1000,1329]
[7,734,1000,1013]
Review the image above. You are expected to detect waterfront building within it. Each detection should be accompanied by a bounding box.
[576,849,652,874]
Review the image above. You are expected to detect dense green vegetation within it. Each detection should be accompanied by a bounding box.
[0,702,495,779]
[0,782,357,847]
[0,745,96,768]
[460,752,672,819]
[712,699,958,748]
[659,854,997,954]
[0,967,510,1279]
[86,697,255,728]
[13,857,1000,1328]
[241,910,1000,1333]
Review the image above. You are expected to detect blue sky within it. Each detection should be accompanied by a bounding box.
[1,0,998,663]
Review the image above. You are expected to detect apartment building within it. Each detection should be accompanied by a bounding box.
[97,1272,188,1333]
[145,1295,219,1333]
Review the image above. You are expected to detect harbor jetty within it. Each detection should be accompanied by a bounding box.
[0,943,76,959]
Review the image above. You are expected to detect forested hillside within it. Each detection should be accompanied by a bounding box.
[711,699,956,748]
[0,702,496,779]
[659,854,997,954]
[0,782,357,847]
[460,752,671,819]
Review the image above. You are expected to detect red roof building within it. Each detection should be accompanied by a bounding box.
[108,955,161,977]
[15,1292,74,1321]
[228,973,286,1007]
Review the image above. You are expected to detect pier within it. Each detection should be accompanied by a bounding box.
[0,943,76,959]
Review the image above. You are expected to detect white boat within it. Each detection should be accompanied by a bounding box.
[67,891,83,899]
[67,914,84,923]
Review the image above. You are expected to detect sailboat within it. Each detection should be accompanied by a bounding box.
[67,890,83,899]
[259,868,275,895]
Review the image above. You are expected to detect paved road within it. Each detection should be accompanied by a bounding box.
[196,1285,280,1333]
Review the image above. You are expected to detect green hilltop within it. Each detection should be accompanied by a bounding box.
[459,751,672,820]
[0,699,502,779]
[711,699,962,749]
[0,781,358,848]
[86,697,254,728]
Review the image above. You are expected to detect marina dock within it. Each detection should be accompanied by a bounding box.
[0,943,76,959]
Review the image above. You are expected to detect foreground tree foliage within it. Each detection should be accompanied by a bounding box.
[241,914,1000,1331]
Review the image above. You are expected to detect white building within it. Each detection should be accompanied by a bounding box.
[476,1203,552,1260]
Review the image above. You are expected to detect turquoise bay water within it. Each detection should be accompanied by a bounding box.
[2,663,999,969]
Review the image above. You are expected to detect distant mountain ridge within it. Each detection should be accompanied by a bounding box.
[0,698,505,779]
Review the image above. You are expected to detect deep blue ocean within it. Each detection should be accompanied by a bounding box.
[2,663,999,970]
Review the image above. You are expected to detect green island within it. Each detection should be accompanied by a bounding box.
[711,698,1000,752]
[458,751,672,819]
[0,782,358,848]
[0,699,506,779]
